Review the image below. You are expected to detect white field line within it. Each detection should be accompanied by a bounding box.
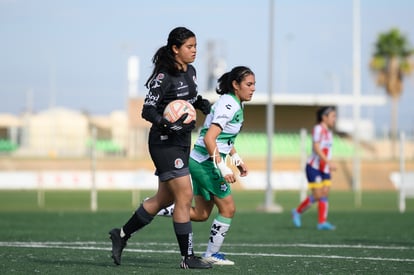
[1,241,411,250]
[0,241,413,263]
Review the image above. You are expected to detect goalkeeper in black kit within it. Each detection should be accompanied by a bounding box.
[108,26,210,269]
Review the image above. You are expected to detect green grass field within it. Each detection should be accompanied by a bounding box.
[0,190,413,274]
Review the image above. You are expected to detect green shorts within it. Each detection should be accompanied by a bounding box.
[189,156,231,201]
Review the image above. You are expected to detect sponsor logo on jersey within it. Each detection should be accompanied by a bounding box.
[225,104,232,110]
[150,73,164,89]
[174,158,184,169]
[144,91,160,107]
[217,114,230,120]
[176,80,189,96]
[177,91,189,97]
[177,83,188,90]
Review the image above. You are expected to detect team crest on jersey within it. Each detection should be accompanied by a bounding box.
[151,73,165,89]
[174,158,184,169]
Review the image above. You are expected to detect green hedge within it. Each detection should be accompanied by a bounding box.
[0,139,18,152]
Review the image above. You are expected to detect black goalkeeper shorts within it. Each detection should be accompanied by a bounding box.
[149,144,190,182]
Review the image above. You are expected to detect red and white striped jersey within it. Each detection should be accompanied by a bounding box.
[307,124,333,173]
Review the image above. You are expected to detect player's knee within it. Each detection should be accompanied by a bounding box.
[180,188,193,202]
[191,210,210,221]
[220,205,236,218]
[198,212,210,221]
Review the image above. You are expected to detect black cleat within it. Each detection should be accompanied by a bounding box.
[180,255,212,269]
[109,228,127,265]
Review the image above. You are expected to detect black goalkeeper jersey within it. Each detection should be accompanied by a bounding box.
[142,64,198,146]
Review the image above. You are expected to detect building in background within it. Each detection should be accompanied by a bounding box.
[18,108,89,157]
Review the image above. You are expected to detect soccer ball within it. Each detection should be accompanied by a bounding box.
[163,100,196,124]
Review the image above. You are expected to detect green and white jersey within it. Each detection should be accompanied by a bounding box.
[190,93,244,162]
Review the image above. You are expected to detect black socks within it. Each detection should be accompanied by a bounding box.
[122,204,154,238]
[174,221,194,257]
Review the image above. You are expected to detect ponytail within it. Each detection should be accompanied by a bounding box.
[216,66,254,95]
[145,27,196,88]
[145,46,176,88]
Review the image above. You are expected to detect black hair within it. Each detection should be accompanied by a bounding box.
[145,27,195,88]
[216,66,255,95]
[316,106,336,123]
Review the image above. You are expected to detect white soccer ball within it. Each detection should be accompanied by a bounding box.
[163,99,196,124]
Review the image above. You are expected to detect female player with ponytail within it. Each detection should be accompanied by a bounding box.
[190,66,255,265]
[158,66,255,265]
[108,26,211,269]
[291,106,337,230]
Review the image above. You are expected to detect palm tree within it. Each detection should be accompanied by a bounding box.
[370,28,414,158]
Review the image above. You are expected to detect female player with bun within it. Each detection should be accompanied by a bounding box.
[291,106,337,230]
[108,26,211,269]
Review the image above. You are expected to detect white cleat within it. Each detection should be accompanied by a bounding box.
[202,252,235,265]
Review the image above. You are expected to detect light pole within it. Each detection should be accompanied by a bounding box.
[352,0,362,207]
[260,0,283,213]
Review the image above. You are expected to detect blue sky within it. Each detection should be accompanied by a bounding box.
[0,0,413,132]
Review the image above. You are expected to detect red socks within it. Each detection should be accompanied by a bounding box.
[296,195,315,213]
[318,197,328,224]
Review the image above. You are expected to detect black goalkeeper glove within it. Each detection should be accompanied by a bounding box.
[193,95,211,115]
[158,113,195,135]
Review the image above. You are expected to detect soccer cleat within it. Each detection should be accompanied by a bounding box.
[180,255,212,269]
[291,208,301,228]
[202,252,235,265]
[156,204,174,217]
[109,228,127,265]
[317,221,336,230]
